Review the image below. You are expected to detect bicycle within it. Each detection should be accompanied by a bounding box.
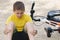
[30,2,60,37]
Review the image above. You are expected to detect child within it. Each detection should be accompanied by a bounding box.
[4,1,37,40]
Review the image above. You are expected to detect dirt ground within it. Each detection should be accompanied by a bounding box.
[0,0,60,40]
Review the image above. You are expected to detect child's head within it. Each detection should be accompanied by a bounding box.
[13,1,25,18]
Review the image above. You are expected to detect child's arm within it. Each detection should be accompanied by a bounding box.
[24,22,37,40]
[4,22,14,40]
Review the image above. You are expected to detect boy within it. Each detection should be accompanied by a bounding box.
[4,1,37,40]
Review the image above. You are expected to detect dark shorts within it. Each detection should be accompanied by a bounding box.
[12,31,29,40]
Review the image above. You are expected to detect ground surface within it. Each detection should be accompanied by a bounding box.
[0,0,60,40]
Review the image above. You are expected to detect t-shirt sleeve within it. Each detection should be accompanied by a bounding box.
[25,15,32,22]
[5,16,12,25]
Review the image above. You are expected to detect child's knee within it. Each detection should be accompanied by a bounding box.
[29,30,37,36]
[4,22,15,34]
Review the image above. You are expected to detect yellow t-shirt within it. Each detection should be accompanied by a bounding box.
[5,13,32,32]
